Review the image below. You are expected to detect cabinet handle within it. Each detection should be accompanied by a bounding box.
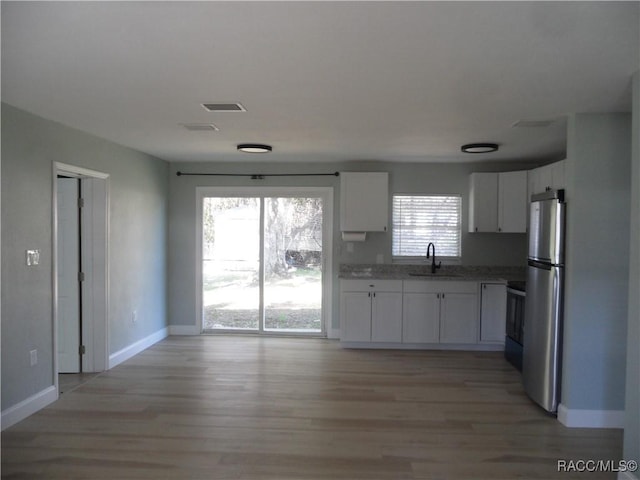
[437,293,440,299]
[373,292,376,298]
[475,227,478,232]
[442,293,445,299]
[368,292,371,297]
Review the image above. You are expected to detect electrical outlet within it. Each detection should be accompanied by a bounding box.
[30,349,38,367]
[132,310,137,324]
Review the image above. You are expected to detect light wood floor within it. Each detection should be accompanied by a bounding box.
[58,372,101,396]
[2,336,622,479]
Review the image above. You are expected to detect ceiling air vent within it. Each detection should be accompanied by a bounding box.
[180,123,219,132]
[512,120,554,128]
[201,102,246,112]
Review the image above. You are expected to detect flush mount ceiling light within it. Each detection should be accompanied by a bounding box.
[237,143,272,153]
[461,143,499,154]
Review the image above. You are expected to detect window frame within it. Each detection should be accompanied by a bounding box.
[391,193,463,264]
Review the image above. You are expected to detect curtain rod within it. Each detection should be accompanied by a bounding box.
[176,171,340,180]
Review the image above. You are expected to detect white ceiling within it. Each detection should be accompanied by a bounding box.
[2,1,638,164]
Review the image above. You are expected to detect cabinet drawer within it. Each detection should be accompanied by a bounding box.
[341,279,402,293]
[403,280,478,294]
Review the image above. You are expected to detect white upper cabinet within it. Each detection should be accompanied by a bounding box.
[498,171,528,232]
[469,171,527,233]
[550,161,566,191]
[340,172,389,233]
[468,173,498,232]
[528,160,566,198]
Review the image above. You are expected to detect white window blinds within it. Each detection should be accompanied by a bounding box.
[392,195,462,257]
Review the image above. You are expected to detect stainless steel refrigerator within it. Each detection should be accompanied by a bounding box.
[523,189,566,413]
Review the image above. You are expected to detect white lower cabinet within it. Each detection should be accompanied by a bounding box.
[439,292,479,344]
[371,291,404,342]
[403,281,478,345]
[341,279,487,347]
[341,291,373,342]
[340,280,403,342]
[402,291,440,343]
[479,283,507,343]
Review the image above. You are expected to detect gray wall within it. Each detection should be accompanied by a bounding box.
[168,159,539,330]
[623,71,639,475]
[562,113,631,412]
[1,103,169,410]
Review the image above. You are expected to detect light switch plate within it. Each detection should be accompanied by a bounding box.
[26,250,40,266]
[30,349,38,366]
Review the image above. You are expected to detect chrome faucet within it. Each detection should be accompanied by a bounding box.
[426,242,441,274]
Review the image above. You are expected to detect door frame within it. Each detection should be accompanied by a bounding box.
[53,163,109,387]
[195,186,333,336]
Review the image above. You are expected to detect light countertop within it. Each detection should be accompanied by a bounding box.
[338,264,526,283]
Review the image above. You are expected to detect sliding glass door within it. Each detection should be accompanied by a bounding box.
[264,197,323,333]
[199,188,330,336]
[202,197,260,330]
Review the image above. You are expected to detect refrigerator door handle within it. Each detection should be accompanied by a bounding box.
[528,259,553,269]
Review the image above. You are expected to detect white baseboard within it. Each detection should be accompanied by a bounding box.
[169,324,200,335]
[557,403,625,428]
[339,341,504,351]
[618,472,639,480]
[108,326,169,369]
[1,385,58,431]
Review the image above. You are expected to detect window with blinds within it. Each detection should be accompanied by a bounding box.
[392,195,462,258]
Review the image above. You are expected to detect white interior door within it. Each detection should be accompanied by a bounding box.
[57,177,81,373]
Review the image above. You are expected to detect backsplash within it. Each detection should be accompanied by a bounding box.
[339,263,526,281]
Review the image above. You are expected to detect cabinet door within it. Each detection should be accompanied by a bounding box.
[550,160,566,191]
[469,173,498,232]
[371,292,403,342]
[537,164,553,193]
[498,171,527,233]
[529,161,565,197]
[439,293,478,344]
[341,291,372,342]
[402,292,440,343]
[480,284,507,343]
[340,172,389,232]
[527,170,536,203]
